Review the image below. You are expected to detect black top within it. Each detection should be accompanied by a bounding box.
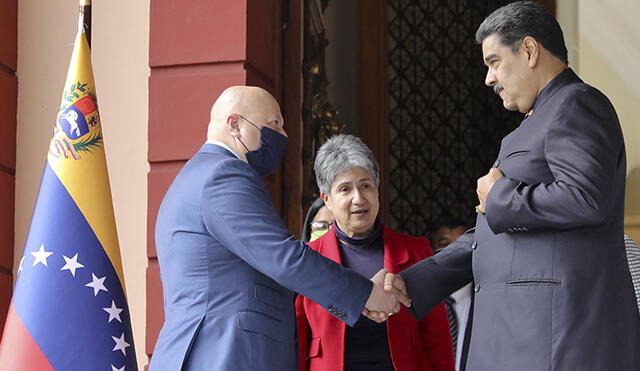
[334,221,395,371]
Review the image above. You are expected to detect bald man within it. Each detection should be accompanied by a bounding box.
[149,86,405,371]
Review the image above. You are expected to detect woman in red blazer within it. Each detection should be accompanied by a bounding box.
[296,135,454,371]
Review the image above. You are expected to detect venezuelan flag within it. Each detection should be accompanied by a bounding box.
[0,13,137,371]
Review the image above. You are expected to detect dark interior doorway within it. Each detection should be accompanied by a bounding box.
[302,0,555,238]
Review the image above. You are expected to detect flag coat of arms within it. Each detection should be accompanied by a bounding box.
[0,20,137,371]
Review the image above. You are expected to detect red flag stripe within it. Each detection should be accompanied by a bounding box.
[0,304,55,371]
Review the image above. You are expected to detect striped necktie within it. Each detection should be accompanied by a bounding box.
[444,296,458,356]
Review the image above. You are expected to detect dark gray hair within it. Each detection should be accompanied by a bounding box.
[314,135,379,195]
[475,1,568,65]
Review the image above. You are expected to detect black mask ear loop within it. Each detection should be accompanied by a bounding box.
[236,135,250,153]
[234,115,255,153]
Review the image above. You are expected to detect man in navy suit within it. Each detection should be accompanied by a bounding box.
[149,86,407,370]
[385,2,640,370]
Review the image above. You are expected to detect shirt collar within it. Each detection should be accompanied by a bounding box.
[205,140,241,160]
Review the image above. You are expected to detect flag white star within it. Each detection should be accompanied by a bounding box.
[18,256,25,273]
[112,333,130,356]
[111,365,125,371]
[103,300,123,323]
[85,273,108,296]
[61,253,85,277]
[31,244,53,267]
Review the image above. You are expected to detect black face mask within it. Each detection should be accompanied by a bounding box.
[245,126,288,176]
[237,116,288,176]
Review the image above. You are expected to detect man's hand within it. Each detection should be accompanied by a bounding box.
[362,269,411,323]
[476,167,504,213]
[383,272,408,298]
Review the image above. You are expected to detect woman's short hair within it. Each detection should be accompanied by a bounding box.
[314,134,379,195]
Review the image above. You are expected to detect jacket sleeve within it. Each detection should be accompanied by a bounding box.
[201,158,372,326]
[486,87,624,233]
[295,295,310,371]
[413,238,455,371]
[400,230,474,320]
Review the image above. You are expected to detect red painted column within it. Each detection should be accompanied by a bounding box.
[0,0,18,337]
[146,0,282,361]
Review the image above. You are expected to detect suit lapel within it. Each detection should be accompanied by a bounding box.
[382,224,410,273]
[318,226,343,264]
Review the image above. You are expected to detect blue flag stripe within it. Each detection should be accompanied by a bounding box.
[12,163,136,370]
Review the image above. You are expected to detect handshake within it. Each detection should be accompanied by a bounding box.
[362,269,409,323]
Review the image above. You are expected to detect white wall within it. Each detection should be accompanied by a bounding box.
[577,0,640,181]
[558,0,640,237]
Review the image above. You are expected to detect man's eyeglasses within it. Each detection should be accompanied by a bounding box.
[237,114,280,129]
[311,221,332,232]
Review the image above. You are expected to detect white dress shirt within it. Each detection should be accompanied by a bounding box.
[450,283,473,371]
[207,140,241,159]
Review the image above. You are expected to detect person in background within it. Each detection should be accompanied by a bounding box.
[296,135,454,371]
[625,234,640,313]
[432,219,468,254]
[301,197,335,242]
[432,219,471,371]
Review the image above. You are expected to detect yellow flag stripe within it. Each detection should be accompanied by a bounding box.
[48,32,126,291]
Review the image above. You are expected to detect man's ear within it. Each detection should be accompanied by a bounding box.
[320,192,332,210]
[227,114,241,137]
[522,36,540,68]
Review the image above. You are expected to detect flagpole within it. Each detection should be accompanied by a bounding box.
[79,0,92,47]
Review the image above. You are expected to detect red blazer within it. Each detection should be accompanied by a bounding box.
[296,223,455,371]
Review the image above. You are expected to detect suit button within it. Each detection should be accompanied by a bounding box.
[493,159,500,167]
[474,284,481,293]
[471,241,478,250]
[508,228,514,233]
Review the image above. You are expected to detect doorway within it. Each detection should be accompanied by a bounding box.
[302,0,560,237]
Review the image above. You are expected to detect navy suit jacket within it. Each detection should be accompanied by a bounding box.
[401,69,640,371]
[149,144,372,371]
